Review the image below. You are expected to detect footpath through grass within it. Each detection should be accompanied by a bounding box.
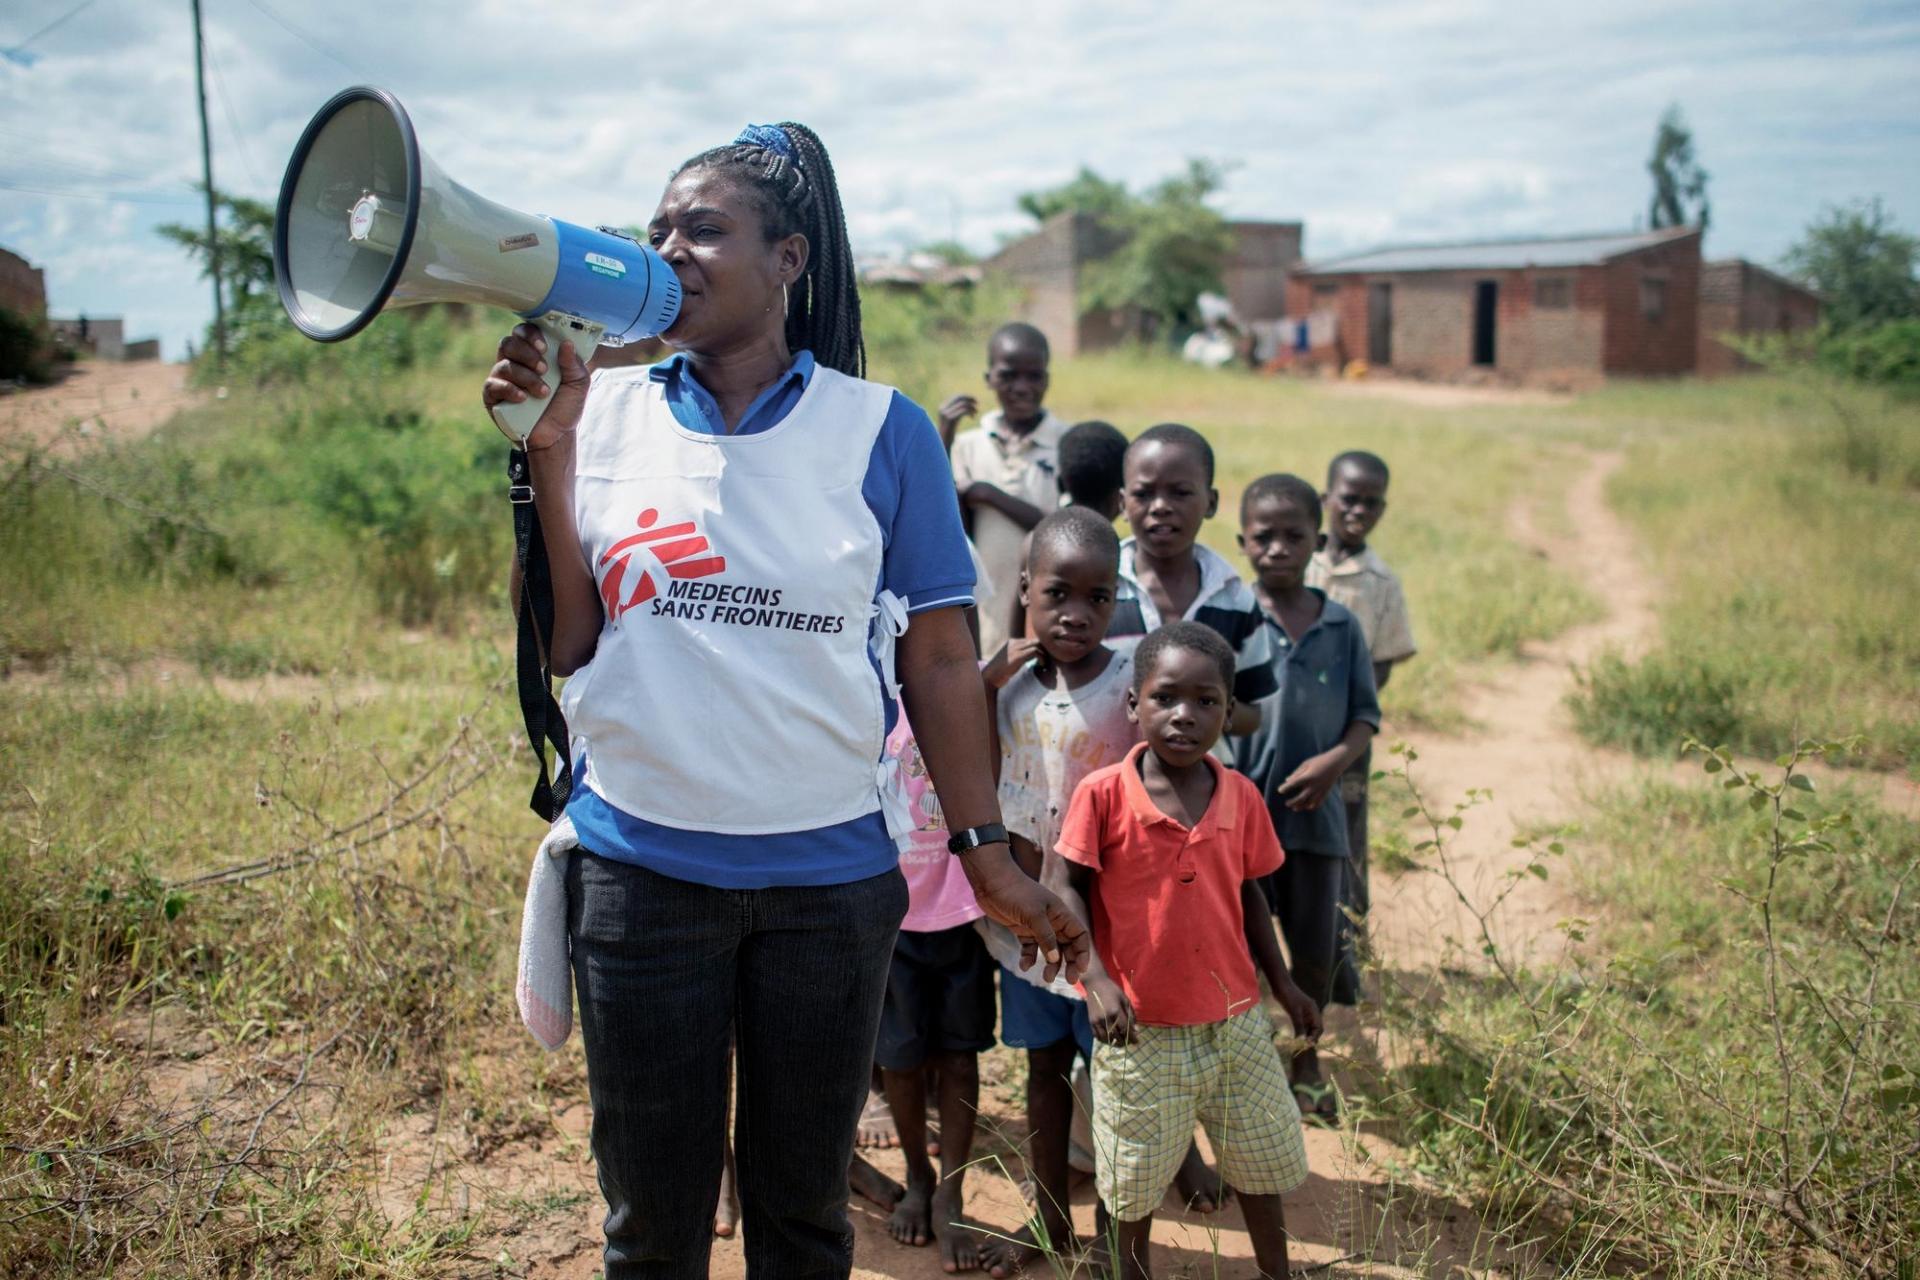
[1564,375,1920,773]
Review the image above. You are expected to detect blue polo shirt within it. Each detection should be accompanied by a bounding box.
[564,351,976,888]
[1229,591,1381,858]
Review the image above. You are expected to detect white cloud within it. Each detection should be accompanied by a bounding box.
[0,0,1914,357]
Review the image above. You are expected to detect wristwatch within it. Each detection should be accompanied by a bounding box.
[947,822,1009,855]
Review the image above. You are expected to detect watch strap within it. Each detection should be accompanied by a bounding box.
[946,822,1009,855]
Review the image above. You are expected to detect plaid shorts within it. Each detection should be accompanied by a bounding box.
[1090,1007,1308,1221]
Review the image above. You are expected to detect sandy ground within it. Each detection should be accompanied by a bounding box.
[0,359,203,451]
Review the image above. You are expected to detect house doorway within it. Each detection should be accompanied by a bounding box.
[1367,282,1392,366]
[1472,280,1498,367]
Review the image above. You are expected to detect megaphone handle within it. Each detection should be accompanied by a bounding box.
[491,311,607,443]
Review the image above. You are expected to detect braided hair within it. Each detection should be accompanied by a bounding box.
[673,123,865,378]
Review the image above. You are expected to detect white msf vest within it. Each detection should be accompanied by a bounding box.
[559,363,911,839]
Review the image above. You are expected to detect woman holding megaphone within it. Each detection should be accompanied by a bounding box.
[483,123,1087,1279]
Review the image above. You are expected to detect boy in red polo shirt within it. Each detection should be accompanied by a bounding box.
[1056,621,1321,1280]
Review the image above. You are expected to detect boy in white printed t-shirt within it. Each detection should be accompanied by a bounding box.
[979,506,1133,1276]
[943,323,1068,653]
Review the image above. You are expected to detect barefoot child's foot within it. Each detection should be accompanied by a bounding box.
[849,1153,905,1211]
[931,1179,982,1273]
[857,1084,900,1149]
[1173,1141,1231,1214]
[981,1223,1068,1278]
[889,1173,934,1247]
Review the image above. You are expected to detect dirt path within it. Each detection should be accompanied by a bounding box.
[0,359,202,451]
[1371,451,1653,971]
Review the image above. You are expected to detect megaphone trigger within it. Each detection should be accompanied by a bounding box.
[490,311,607,444]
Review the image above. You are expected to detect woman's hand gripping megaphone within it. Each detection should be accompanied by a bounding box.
[484,323,592,451]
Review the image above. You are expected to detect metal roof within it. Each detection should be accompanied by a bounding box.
[1299,226,1697,276]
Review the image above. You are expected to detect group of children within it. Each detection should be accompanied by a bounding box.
[868,321,1418,1280]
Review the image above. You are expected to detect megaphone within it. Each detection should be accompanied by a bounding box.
[272,86,680,441]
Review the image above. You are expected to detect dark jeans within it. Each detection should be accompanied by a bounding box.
[567,850,908,1280]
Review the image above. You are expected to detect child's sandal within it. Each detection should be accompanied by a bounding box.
[1293,1081,1340,1125]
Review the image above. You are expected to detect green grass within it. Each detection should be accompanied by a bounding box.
[1561,375,1920,772]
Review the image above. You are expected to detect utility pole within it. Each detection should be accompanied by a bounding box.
[191,0,225,368]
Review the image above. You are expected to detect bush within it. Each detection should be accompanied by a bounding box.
[1816,318,1920,389]
[0,305,57,384]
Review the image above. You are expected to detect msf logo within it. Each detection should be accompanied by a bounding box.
[597,508,727,621]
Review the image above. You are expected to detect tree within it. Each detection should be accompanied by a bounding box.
[1017,166,1130,224]
[915,240,977,267]
[1017,159,1234,335]
[1783,198,1919,330]
[159,187,280,345]
[1648,104,1710,231]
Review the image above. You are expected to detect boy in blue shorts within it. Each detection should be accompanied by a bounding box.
[1056,622,1321,1280]
[981,506,1133,1276]
[1234,474,1381,1123]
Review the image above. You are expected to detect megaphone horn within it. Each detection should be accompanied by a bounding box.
[272,86,680,442]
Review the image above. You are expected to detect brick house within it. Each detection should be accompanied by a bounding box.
[49,315,126,361]
[1696,259,1822,375]
[0,245,48,319]
[984,212,1302,357]
[1287,226,1703,382]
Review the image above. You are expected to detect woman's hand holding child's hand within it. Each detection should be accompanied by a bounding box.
[1083,976,1136,1046]
[984,638,1043,689]
[1276,747,1349,812]
[961,849,1090,985]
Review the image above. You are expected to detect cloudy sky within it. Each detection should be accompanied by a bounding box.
[3,0,1917,359]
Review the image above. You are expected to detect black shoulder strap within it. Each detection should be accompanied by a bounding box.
[509,448,573,821]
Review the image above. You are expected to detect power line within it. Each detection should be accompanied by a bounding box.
[0,126,162,179]
[0,150,176,186]
[243,0,357,76]
[3,0,103,55]
[241,0,487,156]
[206,33,267,190]
[0,177,199,205]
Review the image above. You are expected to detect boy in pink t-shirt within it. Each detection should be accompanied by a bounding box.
[874,715,995,1271]
[1056,622,1321,1280]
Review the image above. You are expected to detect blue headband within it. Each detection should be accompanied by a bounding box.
[733,123,793,159]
